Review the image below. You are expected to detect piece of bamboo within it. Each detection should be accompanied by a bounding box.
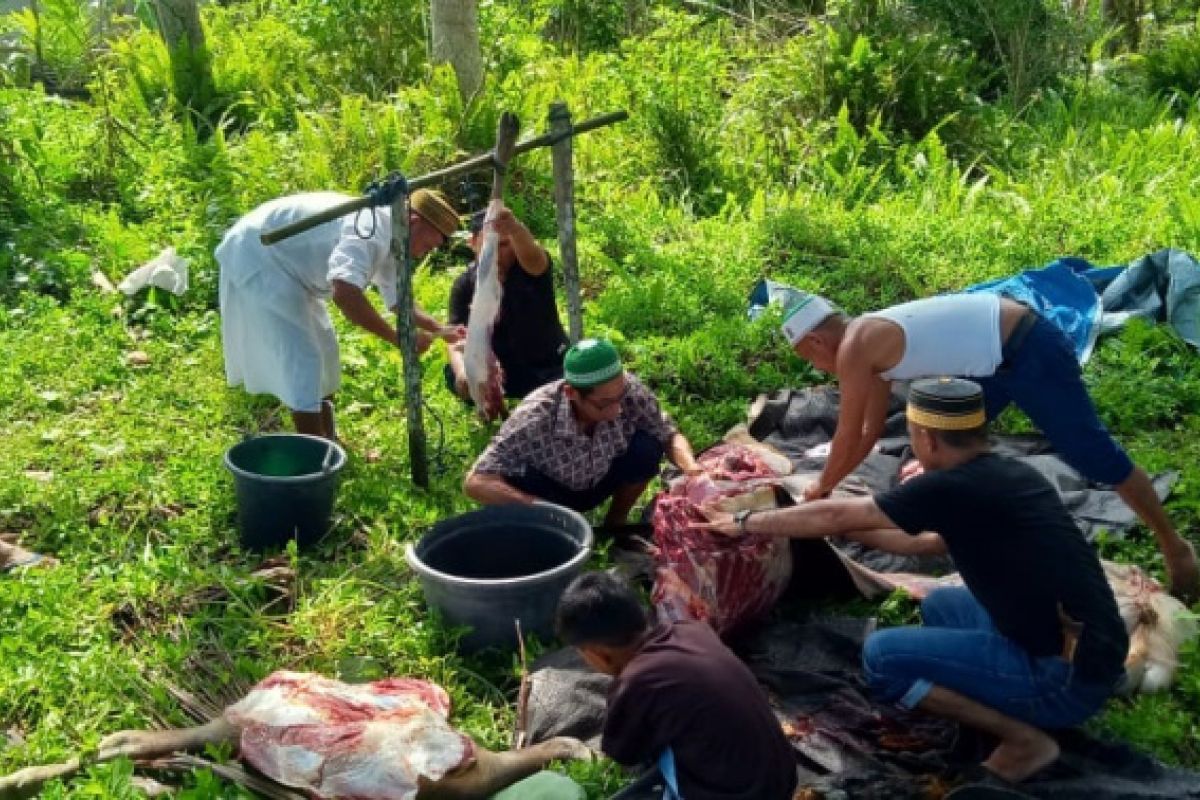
[549,102,584,344]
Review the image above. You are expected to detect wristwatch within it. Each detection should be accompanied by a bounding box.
[733,509,755,534]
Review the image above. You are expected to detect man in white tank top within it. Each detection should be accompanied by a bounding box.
[779,291,1199,602]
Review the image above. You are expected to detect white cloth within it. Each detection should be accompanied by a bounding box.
[868,293,1003,381]
[217,193,399,411]
[119,247,190,296]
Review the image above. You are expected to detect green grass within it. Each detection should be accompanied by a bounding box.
[5,0,1200,795]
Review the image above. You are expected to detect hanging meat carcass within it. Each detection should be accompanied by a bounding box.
[463,199,506,421]
[652,444,794,637]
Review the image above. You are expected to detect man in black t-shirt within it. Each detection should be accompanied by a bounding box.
[556,572,798,800]
[445,205,569,404]
[698,378,1127,784]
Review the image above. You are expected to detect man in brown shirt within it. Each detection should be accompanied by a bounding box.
[556,572,799,800]
[464,338,701,526]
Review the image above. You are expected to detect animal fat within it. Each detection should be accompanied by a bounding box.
[226,671,474,800]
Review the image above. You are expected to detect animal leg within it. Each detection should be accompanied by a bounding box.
[0,760,84,800]
[417,737,591,800]
[97,717,238,761]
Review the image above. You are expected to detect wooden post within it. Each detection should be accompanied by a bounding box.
[390,194,429,488]
[548,102,584,343]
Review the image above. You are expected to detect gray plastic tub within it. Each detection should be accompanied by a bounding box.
[224,434,346,550]
[405,503,593,651]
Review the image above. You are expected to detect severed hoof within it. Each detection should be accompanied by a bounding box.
[1165,539,1200,606]
[97,730,169,761]
[541,737,593,763]
[0,540,57,573]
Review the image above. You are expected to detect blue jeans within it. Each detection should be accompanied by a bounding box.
[863,587,1114,729]
[976,315,1133,486]
[508,429,665,513]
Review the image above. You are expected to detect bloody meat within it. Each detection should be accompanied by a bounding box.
[651,444,793,636]
[226,671,474,800]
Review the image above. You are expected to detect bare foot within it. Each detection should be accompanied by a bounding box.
[1164,538,1200,605]
[982,728,1059,783]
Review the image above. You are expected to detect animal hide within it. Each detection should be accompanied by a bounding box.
[721,424,794,476]
[1105,562,1198,694]
[225,671,475,800]
[464,199,506,420]
[651,444,793,636]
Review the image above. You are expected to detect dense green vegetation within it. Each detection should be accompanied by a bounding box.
[4,0,1200,795]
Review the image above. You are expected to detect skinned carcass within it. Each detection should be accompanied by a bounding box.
[464,113,519,422]
[463,199,506,420]
[652,444,793,636]
[226,671,474,800]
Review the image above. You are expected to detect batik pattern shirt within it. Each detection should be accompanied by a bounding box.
[472,375,676,491]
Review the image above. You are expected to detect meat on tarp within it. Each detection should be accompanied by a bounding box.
[225,671,475,800]
[651,444,792,636]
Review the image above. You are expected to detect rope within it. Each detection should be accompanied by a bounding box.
[364,173,409,207]
[422,394,467,477]
[353,207,377,239]
[353,173,410,240]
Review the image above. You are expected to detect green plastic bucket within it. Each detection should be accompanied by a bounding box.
[224,434,347,550]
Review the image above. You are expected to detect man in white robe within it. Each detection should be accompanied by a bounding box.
[217,189,463,440]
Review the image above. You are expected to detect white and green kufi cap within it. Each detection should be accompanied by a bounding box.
[780,292,836,345]
[564,338,623,388]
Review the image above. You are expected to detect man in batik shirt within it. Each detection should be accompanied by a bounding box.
[464,338,701,526]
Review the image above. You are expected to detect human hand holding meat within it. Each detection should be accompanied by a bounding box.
[486,206,520,238]
[437,324,467,345]
[692,507,741,538]
[899,459,925,482]
[802,479,832,502]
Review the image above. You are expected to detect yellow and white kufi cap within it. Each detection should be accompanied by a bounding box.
[907,377,987,430]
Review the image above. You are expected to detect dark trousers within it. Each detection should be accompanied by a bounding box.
[977,315,1133,485]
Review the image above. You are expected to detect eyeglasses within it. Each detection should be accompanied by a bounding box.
[584,385,628,412]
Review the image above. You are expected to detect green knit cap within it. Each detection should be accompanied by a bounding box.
[563,338,623,388]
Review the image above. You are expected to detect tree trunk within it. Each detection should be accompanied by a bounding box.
[430,0,483,102]
[153,0,217,131]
